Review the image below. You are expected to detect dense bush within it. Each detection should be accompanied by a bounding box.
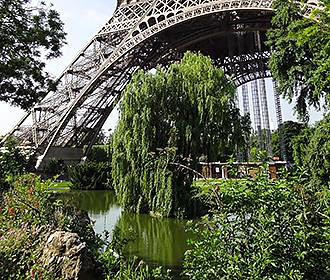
[292,115,330,187]
[0,138,36,190]
[183,175,330,279]
[88,145,110,163]
[68,161,111,190]
[43,158,67,177]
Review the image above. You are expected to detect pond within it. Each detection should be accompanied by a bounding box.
[61,190,193,274]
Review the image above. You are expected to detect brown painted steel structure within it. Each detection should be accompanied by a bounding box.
[3,0,319,164]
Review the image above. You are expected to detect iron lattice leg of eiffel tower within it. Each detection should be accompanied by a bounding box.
[273,80,286,161]
[2,0,319,168]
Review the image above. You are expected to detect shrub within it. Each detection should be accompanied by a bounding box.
[0,138,36,190]
[183,176,330,279]
[88,145,110,163]
[43,158,67,177]
[68,161,111,190]
[0,174,102,279]
[292,114,330,187]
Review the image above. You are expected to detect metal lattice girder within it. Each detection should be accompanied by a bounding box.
[242,83,250,116]
[4,0,321,164]
[259,79,270,130]
[272,80,283,127]
[251,80,263,148]
[272,79,287,160]
[259,78,272,155]
[251,80,262,130]
[234,88,239,108]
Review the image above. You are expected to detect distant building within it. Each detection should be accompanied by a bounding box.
[199,159,288,180]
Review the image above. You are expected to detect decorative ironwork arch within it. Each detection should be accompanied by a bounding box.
[3,0,320,166]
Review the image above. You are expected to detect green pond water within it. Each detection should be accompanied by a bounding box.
[61,190,193,273]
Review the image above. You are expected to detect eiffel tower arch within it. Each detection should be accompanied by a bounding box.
[3,0,319,167]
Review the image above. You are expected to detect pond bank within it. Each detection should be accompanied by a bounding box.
[61,190,195,276]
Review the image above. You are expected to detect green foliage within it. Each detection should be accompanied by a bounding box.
[249,147,269,162]
[0,138,36,190]
[43,158,66,177]
[0,174,103,279]
[184,176,330,279]
[0,0,66,109]
[68,161,111,190]
[88,145,110,163]
[112,52,250,217]
[267,0,330,120]
[271,121,306,162]
[292,126,314,167]
[292,115,330,187]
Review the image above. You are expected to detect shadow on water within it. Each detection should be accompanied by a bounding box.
[60,190,119,214]
[61,190,193,279]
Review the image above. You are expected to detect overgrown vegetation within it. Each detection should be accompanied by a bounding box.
[67,145,112,190]
[0,138,35,190]
[111,52,250,218]
[292,114,330,187]
[0,174,100,279]
[0,172,171,279]
[68,161,111,190]
[183,171,330,279]
[271,120,306,162]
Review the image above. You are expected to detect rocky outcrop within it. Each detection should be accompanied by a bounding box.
[41,231,102,280]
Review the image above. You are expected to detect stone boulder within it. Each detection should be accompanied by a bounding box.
[41,231,101,280]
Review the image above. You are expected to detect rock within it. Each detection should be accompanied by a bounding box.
[41,231,101,280]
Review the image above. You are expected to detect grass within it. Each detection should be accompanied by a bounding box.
[48,181,72,192]
[193,178,224,187]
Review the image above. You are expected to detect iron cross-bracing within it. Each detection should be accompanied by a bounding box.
[3,0,320,165]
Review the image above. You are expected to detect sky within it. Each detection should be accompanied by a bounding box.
[0,0,326,135]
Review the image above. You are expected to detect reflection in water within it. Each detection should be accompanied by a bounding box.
[61,190,192,272]
[117,212,192,268]
[61,190,119,214]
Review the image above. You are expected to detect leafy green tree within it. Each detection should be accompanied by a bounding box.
[291,126,314,167]
[111,52,250,217]
[267,0,330,120]
[292,114,330,186]
[306,117,330,186]
[271,121,306,162]
[0,0,66,109]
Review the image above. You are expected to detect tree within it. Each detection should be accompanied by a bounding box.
[271,120,306,162]
[292,114,330,186]
[111,52,250,217]
[267,0,330,120]
[0,0,66,109]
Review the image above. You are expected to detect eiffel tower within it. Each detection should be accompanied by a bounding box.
[3,0,319,168]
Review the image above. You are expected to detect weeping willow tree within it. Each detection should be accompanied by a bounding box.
[111,52,250,218]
